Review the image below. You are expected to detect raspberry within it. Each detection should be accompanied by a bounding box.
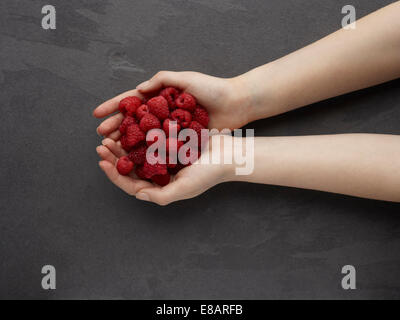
[166,156,177,168]
[139,160,167,179]
[168,163,186,175]
[189,120,205,139]
[193,106,209,128]
[139,113,161,133]
[128,142,147,165]
[136,104,149,120]
[119,115,136,134]
[175,92,196,112]
[119,96,142,115]
[121,123,145,151]
[116,156,134,175]
[166,137,184,155]
[146,129,165,146]
[152,173,170,186]
[135,165,147,180]
[163,119,181,137]
[171,109,192,128]
[115,86,209,186]
[160,87,180,110]
[147,96,169,120]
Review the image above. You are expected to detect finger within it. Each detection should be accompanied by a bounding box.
[136,71,189,93]
[99,161,153,196]
[106,129,122,141]
[96,145,118,165]
[93,89,144,118]
[136,177,189,206]
[96,113,124,136]
[101,138,127,158]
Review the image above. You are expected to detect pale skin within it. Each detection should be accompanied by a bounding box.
[94,1,400,205]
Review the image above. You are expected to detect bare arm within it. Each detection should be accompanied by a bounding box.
[231,134,400,203]
[238,1,400,122]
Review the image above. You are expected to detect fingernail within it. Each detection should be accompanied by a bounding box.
[101,139,107,146]
[137,80,149,90]
[96,128,103,137]
[136,192,150,201]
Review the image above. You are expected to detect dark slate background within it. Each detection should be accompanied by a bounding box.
[1,0,399,299]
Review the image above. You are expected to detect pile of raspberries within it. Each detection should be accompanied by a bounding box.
[116,87,209,186]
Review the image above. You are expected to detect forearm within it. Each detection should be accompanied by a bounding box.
[230,134,400,202]
[237,1,400,122]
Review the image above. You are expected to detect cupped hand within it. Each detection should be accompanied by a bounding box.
[136,71,250,130]
[96,135,235,206]
[93,71,250,141]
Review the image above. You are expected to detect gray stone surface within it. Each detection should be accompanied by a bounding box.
[1,0,400,299]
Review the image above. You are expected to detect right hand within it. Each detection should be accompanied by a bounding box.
[136,71,251,130]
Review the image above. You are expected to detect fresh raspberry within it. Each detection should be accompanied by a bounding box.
[171,109,192,128]
[193,106,209,128]
[139,113,161,133]
[152,173,170,186]
[146,129,166,147]
[119,96,142,115]
[136,104,149,120]
[168,163,186,175]
[175,92,196,112]
[189,120,206,143]
[147,96,169,120]
[138,160,167,179]
[160,87,180,110]
[135,165,147,180]
[128,142,147,165]
[121,123,145,151]
[166,137,184,155]
[116,156,134,175]
[163,119,181,137]
[166,156,177,168]
[119,116,137,134]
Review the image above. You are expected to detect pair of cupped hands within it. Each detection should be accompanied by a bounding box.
[94,71,251,205]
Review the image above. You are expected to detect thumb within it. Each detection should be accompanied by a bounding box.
[136,71,189,92]
[136,176,189,206]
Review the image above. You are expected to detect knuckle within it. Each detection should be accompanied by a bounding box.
[157,198,169,206]
[155,70,167,78]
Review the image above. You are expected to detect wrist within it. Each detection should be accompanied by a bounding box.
[227,75,253,127]
[231,62,283,123]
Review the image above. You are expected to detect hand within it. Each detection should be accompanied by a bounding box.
[96,135,235,206]
[136,71,250,130]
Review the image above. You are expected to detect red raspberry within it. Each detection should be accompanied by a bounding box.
[138,160,167,179]
[152,173,170,186]
[168,163,186,175]
[128,142,147,165]
[193,106,209,128]
[160,87,180,110]
[166,156,177,168]
[163,119,181,137]
[139,113,161,133]
[175,92,196,112]
[119,96,142,115]
[136,104,149,120]
[146,129,166,146]
[189,120,205,140]
[119,115,136,134]
[116,156,134,175]
[171,109,192,128]
[147,96,169,120]
[166,137,184,155]
[135,165,147,180]
[121,123,145,151]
